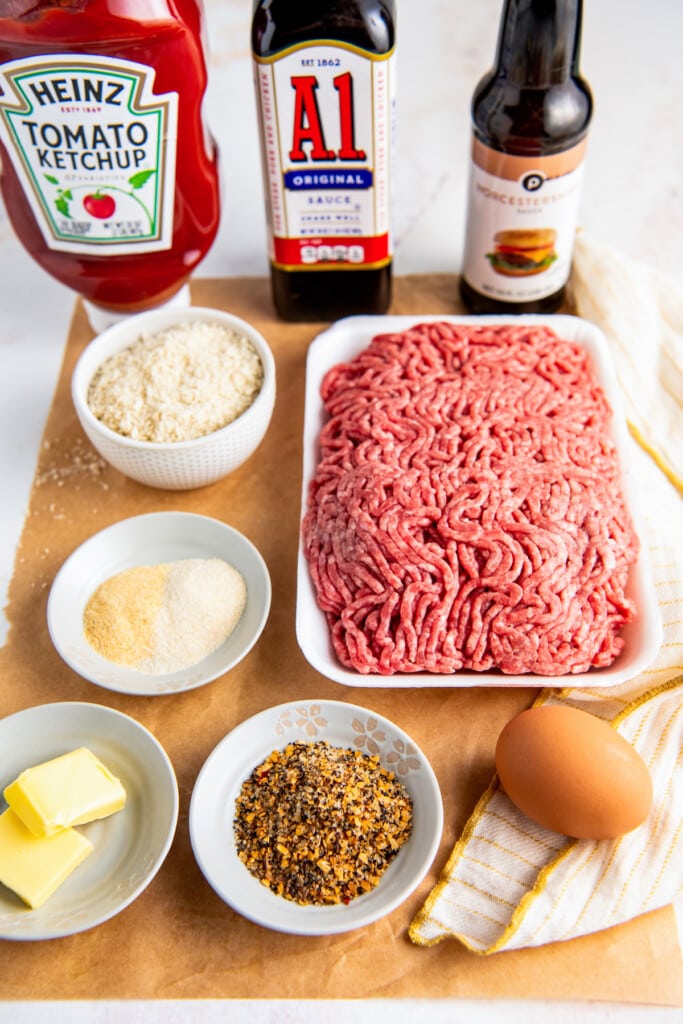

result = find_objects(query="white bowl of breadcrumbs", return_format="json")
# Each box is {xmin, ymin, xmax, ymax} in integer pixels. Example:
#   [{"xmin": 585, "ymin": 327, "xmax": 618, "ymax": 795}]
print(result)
[{"xmin": 72, "ymin": 307, "xmax": 276, "ymax": 490}]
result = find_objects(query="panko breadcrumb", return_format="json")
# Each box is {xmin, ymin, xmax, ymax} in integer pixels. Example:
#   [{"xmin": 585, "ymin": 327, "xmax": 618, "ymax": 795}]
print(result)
[{"xmin": 87, "ymin": 320, "xmax": 263, "ymax": 443}]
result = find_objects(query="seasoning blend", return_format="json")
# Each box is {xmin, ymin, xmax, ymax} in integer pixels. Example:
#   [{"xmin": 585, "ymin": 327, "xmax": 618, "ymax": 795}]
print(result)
[
  {"xmin": 459, "ymin": 0, "xmax": 592, "ymax": 314},
  {"xmin": 251, "ymin": 0, "xmax": 396, "ymax": 322},
  {"xmin": 0, "ymin": 1, "xmax": 220, "ymax": 329},
  {"xmin": 234, "ymin": 740, "xmax": 413, "ymax": 905}
]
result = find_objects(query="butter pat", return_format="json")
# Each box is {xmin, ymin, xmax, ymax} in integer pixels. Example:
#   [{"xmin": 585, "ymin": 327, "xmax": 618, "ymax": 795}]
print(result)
[
  {"xmin": 0, "ymin": 807, "xmax": 93, "ymax": 908},
  {"xmin": 4, "ymin": 747, "xmax": 126, "ymax": 837}
]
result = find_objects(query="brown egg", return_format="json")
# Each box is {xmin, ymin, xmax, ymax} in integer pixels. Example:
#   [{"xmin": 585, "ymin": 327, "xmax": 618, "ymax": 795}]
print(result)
[{"xmin": 495, "ymin": 704, "xmax": 653, "ymax": 839}]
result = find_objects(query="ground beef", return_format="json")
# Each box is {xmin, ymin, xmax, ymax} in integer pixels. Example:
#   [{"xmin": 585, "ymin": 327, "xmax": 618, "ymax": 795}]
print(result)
[{"xmin": 301, "ymin": 321, "xmax": 640, "ymax": 676}]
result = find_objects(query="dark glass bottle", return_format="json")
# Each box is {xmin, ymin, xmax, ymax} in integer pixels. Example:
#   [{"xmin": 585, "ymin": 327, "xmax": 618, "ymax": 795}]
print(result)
[
  {"xmin": 252, "ymin": 0, "xmax": 395, "ymax": 322},
  {"xmin": 460, "ymin": 0, "xmax": 592, "ymax": 314}
]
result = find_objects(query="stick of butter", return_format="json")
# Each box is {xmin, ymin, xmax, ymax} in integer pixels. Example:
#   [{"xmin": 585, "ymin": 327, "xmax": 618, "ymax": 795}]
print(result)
[
  {"xmin": 0, "ymin": 807, "xmax": 93, "ymax": 908},
  {"xmin": 3, "ymin": 747, "xmax": 126, "ymax": 837}
]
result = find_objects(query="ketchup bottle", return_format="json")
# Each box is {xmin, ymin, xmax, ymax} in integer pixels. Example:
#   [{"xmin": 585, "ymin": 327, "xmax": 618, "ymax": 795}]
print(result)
[
  {"xmin": 251, "ymin": 0, "xmax": 395, "ymax": 322},
  {"xmin": 460, "ymin": 0, "xmax": 592, "ymax": 315},
  {"xmin": 0, "ymin": 0, "xmax": 220, "ymax": 328}
]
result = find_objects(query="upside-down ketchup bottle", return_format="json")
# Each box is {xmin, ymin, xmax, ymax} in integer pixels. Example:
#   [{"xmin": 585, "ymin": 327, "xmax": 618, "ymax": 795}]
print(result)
[
  {"xmin": 460, "ymin": 0, "xmax": 592, "ymax": 315},
  {"xmin": 0, "ymin": 0, "xmax": 220, "ymax": 329},
  {"xmin": 251, "ymin": 0, "xmax": 395, "ymax": 322}
]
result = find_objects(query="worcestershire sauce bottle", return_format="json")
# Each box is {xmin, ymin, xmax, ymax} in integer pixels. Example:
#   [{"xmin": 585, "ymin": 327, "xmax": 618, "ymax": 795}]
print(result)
[
  {"xmin": 460, "ymin": 0, "xmax": 592, "ymax": 314},
  {"xmin": 252, "ymin": 0, "xmax": 395, "ymax": 321}
]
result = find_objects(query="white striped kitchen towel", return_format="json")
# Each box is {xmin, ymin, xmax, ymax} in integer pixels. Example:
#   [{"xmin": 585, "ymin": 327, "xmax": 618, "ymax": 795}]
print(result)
[
  {"xmin": 409, "ymin": 236, "xmax": 683, "ymax": 952},
  {"xmin": 571, "ymin": 231, "xmax": 683, "ymax": 495}
]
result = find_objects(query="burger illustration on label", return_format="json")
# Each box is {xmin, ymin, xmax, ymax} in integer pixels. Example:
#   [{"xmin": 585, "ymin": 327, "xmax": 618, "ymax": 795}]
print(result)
[{"xmin": 486, "ymin": 228, "xmax": 557, "ymax": 276}]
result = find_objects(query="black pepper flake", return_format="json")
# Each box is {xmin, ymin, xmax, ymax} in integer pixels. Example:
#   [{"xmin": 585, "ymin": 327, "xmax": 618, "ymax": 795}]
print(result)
[{"xmin": 233, "ymin": 740, "xmax": 413, "ymax": 906}]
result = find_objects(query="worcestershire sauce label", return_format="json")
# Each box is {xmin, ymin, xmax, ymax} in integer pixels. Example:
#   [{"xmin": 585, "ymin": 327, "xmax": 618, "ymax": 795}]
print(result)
[
  {"xmin": 254, "ymin": 41, "xmax": 395, "ymax": 271},
  {"xmin": 0, "ymin": 55, "xmax": 178, "ymax": 255},
  {"xmin": 462, "ymin": 138, "xmax": 588, "ymax": 303}
]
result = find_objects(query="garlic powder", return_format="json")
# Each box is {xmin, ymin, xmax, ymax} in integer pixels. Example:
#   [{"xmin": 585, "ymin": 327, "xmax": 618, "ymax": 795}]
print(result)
[
  {"xmin": 87, "ymin": 320, "xmax": 264, "ymax": 443},
  {"xmin": 83, "ymin": 557, "xmax": 247, "ymax": 674}
]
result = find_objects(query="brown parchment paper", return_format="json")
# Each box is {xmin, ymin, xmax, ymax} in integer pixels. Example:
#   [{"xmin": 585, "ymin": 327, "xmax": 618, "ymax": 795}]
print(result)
[{"xmin": 0, "ymin": 274, "xmax": 681, "ymax": 1005}]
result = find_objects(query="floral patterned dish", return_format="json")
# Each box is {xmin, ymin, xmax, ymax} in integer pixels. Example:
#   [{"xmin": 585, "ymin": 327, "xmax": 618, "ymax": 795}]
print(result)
[{"xmin": 189, "ymin": 699, "xmax": 443, "ymax": 936}]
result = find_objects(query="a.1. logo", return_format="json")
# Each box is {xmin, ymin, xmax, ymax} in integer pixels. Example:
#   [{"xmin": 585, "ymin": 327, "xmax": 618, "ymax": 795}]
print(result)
[{"xmin": 289, "ymin": 72, "xmax": 365, "ymax": 163}]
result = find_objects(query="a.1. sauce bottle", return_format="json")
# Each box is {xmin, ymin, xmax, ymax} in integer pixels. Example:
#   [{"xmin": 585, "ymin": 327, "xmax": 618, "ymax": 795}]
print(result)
[
  {"xmin": 251, "ymin": 0, "xmax": 395, "ymax": 322},
  {"xmin": 0, "ymin": 0, "xmax": 220, "ymax": 328},
  {"xmin": 460, "ymin": 0, "xmax": 592, "ymax": 315}
]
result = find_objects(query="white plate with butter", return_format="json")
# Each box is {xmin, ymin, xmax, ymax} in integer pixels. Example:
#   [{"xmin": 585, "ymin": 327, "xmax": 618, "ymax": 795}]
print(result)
[{"xmin": 0, "ymin": 701, "xmax": 178, "ymax": 940}]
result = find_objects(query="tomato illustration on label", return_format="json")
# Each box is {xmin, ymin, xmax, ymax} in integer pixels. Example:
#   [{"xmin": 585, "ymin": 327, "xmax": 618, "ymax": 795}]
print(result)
[
  {"xmin": 83, "ymin": 191, "xmax": 116, "ymax": 219},
  {"xmin": 44, "ymin": 170, "xmax": 157, "ymax": 230}
]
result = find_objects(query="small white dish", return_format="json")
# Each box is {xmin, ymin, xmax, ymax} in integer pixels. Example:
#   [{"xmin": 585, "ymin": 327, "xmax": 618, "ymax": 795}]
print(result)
[
  {"xmin": 47, "ymin": 512, "xmax": 271, "ymax": 696},
  {"xmin": 189, "ymin": 699, "xmax": 443, "ymax": 936},
  {"xmin": 0, "ymin": 701, "xmax": 178, "ymax": 941},
  {"xmin": 297, "ymin": 314, "xmax": 662, "ymax": 689},
  {"xmin": 71, "ymin": 305, "xmax": 276, "ymax": 490}
]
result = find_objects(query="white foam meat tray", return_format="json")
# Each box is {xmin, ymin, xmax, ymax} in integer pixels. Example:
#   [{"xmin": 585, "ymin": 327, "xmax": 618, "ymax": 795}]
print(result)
[{"xmin": 296, "ymin": 314, "xmax": 662, "ymax": 689}]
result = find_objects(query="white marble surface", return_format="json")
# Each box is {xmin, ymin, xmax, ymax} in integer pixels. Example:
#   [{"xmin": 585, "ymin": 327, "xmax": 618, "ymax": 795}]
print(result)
[
  {"xmin": 1, "ymin": 1001, "xmax": 683, "ymax": 1024},
  {"xmin": 1, "ymin": 0, "xmax": 682, "ymax": 1020}
]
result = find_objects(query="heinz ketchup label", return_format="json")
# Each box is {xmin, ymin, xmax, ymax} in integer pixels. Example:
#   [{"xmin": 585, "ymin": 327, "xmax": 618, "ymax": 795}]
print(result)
[
  {"xmin": 0, "ymin": 55, "xmax": 178, "ymax": 256},
  {"xmin": 254, "ymin": 42, "xmax": 395, "ymax": 271}
]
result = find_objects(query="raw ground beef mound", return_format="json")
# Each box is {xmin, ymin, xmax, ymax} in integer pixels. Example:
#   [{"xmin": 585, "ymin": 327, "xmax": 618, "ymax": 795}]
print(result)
[{"xmin": 301, "ymin": 321, "xmax": 640, "ymax": 676}]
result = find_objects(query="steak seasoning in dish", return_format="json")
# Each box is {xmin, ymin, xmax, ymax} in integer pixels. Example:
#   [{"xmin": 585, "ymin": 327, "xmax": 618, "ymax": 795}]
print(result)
[
  {"xmin": 0, "ymin": 0, "xmax": 220, "ymax": 326},
  {"xmin": 460, "ymin": 0, "xmax": 592, "ymax": 315},
  {"xmin": 251, "ymin": 0, "xmax": 395, "ymax": 322}
]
